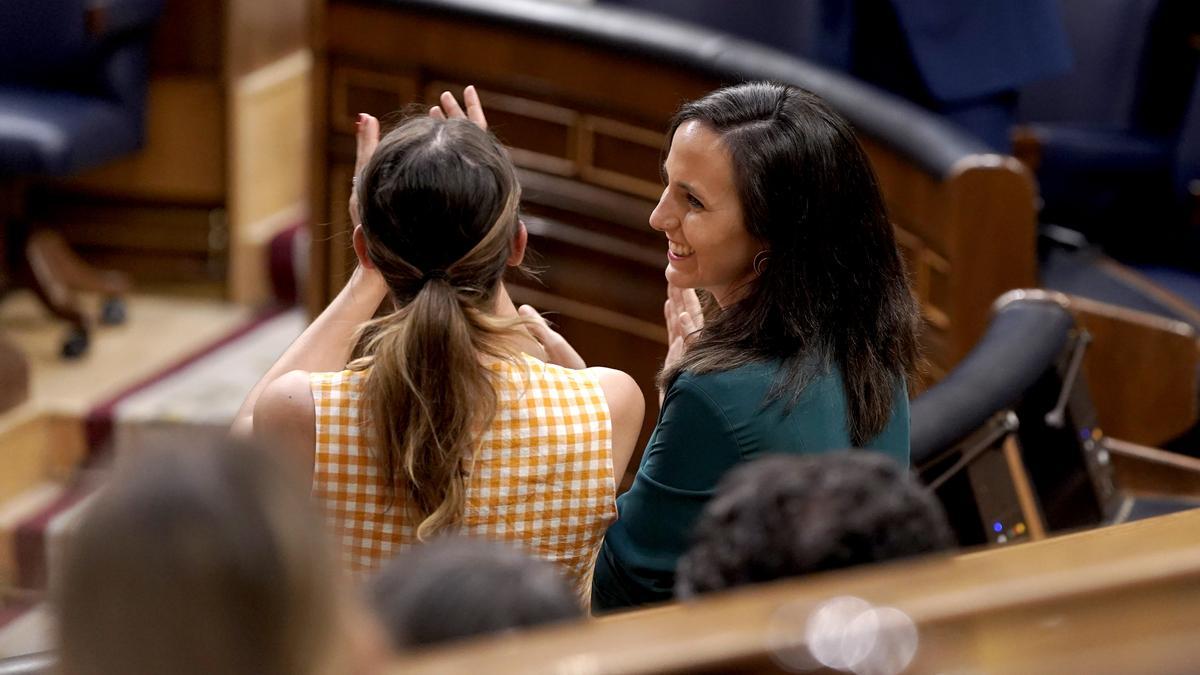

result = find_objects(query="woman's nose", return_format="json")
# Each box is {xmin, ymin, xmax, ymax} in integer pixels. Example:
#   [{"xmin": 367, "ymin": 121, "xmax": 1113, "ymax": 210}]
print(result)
[{"xmin": 649, "ymin": 189, "xmax": 674, "ymax": 232}]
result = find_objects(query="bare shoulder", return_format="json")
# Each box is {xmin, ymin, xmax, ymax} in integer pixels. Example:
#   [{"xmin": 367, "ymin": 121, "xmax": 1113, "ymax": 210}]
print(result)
[
  {"xmin": 587, "ymin": 367, "xmax": 645, "ymax": 480},
  {"xmin": 588, "ymin": 367, "xmax": 644, "ymax": 413},
  {"xmin": 253, "ymin": 370, "xmax": 317, "ymax": 481}
]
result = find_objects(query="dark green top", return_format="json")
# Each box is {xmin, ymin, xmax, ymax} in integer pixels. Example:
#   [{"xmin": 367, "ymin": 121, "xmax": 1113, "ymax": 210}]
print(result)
[{"xmin": 592, "ymin": 361, "xmax": 909, "ymax": 610}]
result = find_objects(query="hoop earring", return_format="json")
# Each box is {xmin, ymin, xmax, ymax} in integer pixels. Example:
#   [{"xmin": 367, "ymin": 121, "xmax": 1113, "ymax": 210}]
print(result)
[{"xmin": 753, "ymin": 250, "xmax": 770, "ymax": 276}]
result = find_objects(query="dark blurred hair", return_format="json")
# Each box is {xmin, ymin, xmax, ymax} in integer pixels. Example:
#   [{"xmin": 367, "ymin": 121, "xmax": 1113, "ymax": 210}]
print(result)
[
  {"xmin": 660, "ymin": 82, "xmax": 921, "ymax": 446},
  {"xmin": 366, "ymin": 537, "xmax": 581, "ymax": 649},
  {"xmin": 55, "ymin": 442, "xmax": 340, "ymax": 675},
  {"xmin": 676, "ymin": 452, "xmax": 953, "ymax": 597}
]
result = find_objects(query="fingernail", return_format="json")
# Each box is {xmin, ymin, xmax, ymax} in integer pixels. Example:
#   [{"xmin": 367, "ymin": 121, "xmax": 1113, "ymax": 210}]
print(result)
[{"xmin": 466, "ymin": 85, "xmax": 475, "ymax": 93}]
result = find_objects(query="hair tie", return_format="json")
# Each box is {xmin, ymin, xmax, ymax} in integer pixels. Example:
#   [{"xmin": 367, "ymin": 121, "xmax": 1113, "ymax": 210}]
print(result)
[{"xmin": 422, "ymin": 269, "xmax": 449, "ymax": 283}]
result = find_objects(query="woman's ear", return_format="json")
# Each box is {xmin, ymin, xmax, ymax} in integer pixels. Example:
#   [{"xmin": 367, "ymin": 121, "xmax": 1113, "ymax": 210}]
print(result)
[
  {"xmin": 507, "ymin": 219, "xmax": 528, "ymax": 267},
  {"xmin": 352, "ymin": 225, "xmax": 377, "ymax": 270}
]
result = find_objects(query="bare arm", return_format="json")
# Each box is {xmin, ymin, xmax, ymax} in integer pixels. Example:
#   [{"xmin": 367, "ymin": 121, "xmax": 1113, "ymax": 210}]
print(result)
[
  {"xmin": 252, "ymin": 370, "xmax": 317, "ymax": 483},
  {"xmin": 231, "ymin": 266, "xmax": 387, "ymax": 439},
  {"xmin": 593, "ymin": 367, "xmax": 646, "ymax": 484}
]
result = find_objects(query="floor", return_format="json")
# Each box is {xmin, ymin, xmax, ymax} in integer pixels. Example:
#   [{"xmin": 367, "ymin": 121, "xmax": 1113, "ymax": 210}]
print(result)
[
  {"xmin": 0, "ymin": 291, "xmax": 253, "ymax": 419},
  {"xmin": 0, "ymin": 290, "xmax": 253, "ymax": 660}
]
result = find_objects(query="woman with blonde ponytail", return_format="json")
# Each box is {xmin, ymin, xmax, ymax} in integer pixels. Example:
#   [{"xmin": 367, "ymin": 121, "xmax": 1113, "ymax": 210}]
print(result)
[{"xmin": 234, "ymin": 87, "xmax": 644, "ymax": 601}]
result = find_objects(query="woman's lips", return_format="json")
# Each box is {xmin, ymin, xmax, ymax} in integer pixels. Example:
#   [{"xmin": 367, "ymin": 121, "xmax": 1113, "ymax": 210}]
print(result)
[{"xmin": 668, "ymin": 241, "xmax": 694, "ymax": 260}]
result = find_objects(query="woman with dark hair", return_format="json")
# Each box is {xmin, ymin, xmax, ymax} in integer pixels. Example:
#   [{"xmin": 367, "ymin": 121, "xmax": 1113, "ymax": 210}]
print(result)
[
  {"xmin": 233, "ymin": 89, "xmax": 644, "ymax": 603},
  {"xmin": 586, "ymin": 81, "xmax": 921, "ymax": 609}
]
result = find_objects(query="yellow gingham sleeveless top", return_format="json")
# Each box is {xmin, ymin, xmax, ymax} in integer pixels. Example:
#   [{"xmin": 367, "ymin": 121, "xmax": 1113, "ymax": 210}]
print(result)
[{"xmin": 309, "ymin": 354, "xmax": 617, "ymax": 599}]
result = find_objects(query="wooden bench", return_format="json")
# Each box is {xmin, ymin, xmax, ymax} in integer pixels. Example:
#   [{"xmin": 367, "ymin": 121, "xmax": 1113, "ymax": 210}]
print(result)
[{"xmin": 391, "ymin": 508, "xmax": 1200, "ymax": 673}]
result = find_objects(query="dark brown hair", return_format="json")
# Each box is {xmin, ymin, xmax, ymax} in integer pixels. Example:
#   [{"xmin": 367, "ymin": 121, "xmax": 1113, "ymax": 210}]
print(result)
[
  {"xmin": 349, "ymin": 116, "xmax": 527, "ymax": 539},
  {"xmin": 660, "ymin": 82, "xmax": 920, "ymax": 445}
]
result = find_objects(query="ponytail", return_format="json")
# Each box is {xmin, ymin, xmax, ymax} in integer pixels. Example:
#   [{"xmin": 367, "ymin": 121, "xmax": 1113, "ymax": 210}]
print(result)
[{"xmin": 348, "ymin": 116, "xmax": 531, "ymax": 539}]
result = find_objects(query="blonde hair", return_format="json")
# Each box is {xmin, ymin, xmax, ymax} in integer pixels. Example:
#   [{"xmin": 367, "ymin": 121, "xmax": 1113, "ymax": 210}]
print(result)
[
  {"xmin": 55, "ymin": 443, "xmax": 342, "ymax": 675},
  {"xmin": 349, "ymin": 116, "xmax": 529, "ymax": 540}
]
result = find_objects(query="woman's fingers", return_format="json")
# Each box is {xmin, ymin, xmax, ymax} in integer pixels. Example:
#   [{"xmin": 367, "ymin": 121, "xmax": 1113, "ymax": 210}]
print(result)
[
  {"xmin": 519, "ymin": 304, "xmax": 552, "ymax": 337},
  {"xmin": 678, "ymin": 311, "xmax": 696, "ymax": 338},
  {"xmin": 664, "ymin": 298, "xmax": 678, "ymax": 341},
  {"xmin": 433, "ymin": 87, "xmax": 489, "ymax": 130},
  {"xmin": 462, "ymin": 85, "xmax": 488, "ymax": 129},
  {"xmin": 681, "ymin": 287, "xmax": 704, "ymax": 328},
  {"xmin": 354, "ymin": 114, "xmax": 380, "ymax": 176},
  {"xmin": 439, "ymin": 90, "xmax": 466, "ymax": 119},
  {"xmin": 664, "ymin": 335, "xmax": 685, "ymax": 372},
  {"xmin": 350, "ymin": 114, "xmax": 380, "ymax": 227},
  {"xmin": 518, "ymin": 305, "xmax": 586, "ymax": 369}
]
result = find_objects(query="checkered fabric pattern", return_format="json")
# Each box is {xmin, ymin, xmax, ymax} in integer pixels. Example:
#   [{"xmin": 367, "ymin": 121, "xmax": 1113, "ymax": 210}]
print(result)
[{"xmin": 310, "ymin": 354, "xmax": 617, "ymax": 599}]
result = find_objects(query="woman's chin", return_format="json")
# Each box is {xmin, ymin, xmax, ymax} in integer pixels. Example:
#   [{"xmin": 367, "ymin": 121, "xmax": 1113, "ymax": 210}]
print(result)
[{"xmin": 663, "ymin": 266, "xmax": 692, "ymax": 288}]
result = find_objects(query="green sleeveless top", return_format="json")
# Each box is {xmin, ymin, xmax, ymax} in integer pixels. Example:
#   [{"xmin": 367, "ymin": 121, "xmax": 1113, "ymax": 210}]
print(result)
[{"xmin": 592, "ymin": 361, "xmax": 909, "ymax": 610}]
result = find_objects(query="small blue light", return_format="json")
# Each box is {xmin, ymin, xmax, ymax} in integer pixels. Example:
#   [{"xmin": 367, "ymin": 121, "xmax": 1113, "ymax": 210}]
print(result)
[
  {"xmin": 993, "ymin": 522, "xmax": 1003, "ymax": 533},
  {"xmin": 1080, "ymin": 428, "xmax": 1091, "ymax": 440}
]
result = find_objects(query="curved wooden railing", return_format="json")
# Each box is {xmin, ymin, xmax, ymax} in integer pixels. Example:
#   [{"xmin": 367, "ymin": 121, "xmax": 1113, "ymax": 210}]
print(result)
[{"xmin": 389, "ymin": 509, "xmax": 1200, "ymax": 674}]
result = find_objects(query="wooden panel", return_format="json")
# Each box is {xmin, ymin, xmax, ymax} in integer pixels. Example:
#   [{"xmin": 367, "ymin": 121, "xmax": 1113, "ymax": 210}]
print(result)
[
  {"xmin": 332, "ymin": 66, "xmax": 419, "ymax": 134},
  {"xmin": 395, "ymin": 510, "xmax": 1200, "ymax": 674},
  {"xmin": 326, "ymin": 162, "xmax": 357, "ymax": 293},
  {"xmin": 71, "ymin": 249, "xmax": 221, "ymax": 286},
  {"xmin": 862, "ymin": 137, "xmax": 953, "ymax": 257},
  {"xmin": 39, "ymin": 200, "xmax": 222, "ymax": 286},
  {"xmin": 1064, "ymin": 295, "xmax": 1199, "ymax": 446},
  {"xmin": 1107, "ymin": 437, "xmax": 1200, "ymax": 499},
  {"xmin": 579, "ymin": 116, "xmax": 664, "ymax": 200},
  {"xmin": 150, "ymin": 0, "xmax": 223, "ymax": 76},
  {"xmin": 325, "ymin": 3, "xmax": 718, "ymax": 126},
  {"xmin": 0, "ymin": 411, "xmax": 84, "ymax": 505},
  {"xmin": 227, "ymin": 50, "xmax": 313, "ymax": 304},
  {"xmin": 224, "ymin": 0, "xmax": 310, "ymax": 77},
  {"xmin": 40, "ymin": 202, "xmax": 214, "ymax": 254},
  {"xmin": 428, "ymin": 83, "xmax": 580, "ymax": 177},
  {"xmin": 944, "ymin": 157, "xmax": 1039, "ymax": 363},
  {"xmin": 59, "ymin": 78, "xmax": 225, "ymax": 203}
]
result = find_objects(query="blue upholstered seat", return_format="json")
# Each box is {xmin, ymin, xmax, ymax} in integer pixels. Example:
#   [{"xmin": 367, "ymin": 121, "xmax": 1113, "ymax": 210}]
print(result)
[
  {"xmin": 1017, "ymin": 0, "xmax": 1200, "ymax": 259},
  {"xmin": 0, "ymin": 0, "xmax": 163, "ymax": 357},
  {"xmin": 0, "ymin": 87, "xmax": 141, "ymax": 176}
]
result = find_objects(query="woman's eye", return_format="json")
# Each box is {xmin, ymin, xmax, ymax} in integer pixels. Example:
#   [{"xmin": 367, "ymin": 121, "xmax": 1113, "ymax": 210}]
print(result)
[{"xmin": 686, "ymin": 194, "xmax": 704, "ymax": 209}]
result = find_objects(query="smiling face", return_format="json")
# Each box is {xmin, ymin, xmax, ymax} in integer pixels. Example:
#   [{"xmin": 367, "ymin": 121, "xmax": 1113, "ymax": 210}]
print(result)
[{"xmin": 650, "ymin": 120, "xmax": 759, "ymax": 307}]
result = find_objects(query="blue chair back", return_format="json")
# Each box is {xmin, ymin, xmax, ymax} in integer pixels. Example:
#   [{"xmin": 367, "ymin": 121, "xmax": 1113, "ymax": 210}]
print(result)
[
  {"xmin": 0, "ymin": 0, "xmax": 91, "ymax": 83},
  {"xmin": 1017, "ymin": 0, "xmax": 1160, "ymax": 128}
]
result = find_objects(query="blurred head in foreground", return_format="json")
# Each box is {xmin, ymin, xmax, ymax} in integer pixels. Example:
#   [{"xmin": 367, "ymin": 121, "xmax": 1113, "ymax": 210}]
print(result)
[
  {"xmin": 367, "ymin": 536, "xmax": 581, "ymax": 649},
  {"xmin": 676, "ymin": 451, "xmax": 954, "ymax": 597},
  {"xmin": 55, "ymin": 441, "xmax": 387, "ymax": 675}
]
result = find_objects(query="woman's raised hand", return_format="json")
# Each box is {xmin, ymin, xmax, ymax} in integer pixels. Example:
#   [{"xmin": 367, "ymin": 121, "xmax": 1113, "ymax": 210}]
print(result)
[
  {"xmin": 429, "ymin": 85, "xmax": 489, "ymax": 130},
  {"xmin": 664, "ymin": 283, "xmax": 704, "ymax": 371},
  {"xmin": 518, "ymin": 305, "xmax": 587, "ymax": 369},
  {"xmin": 349, "ymin": 113, "xmax": 380, "ymax": 229}
]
